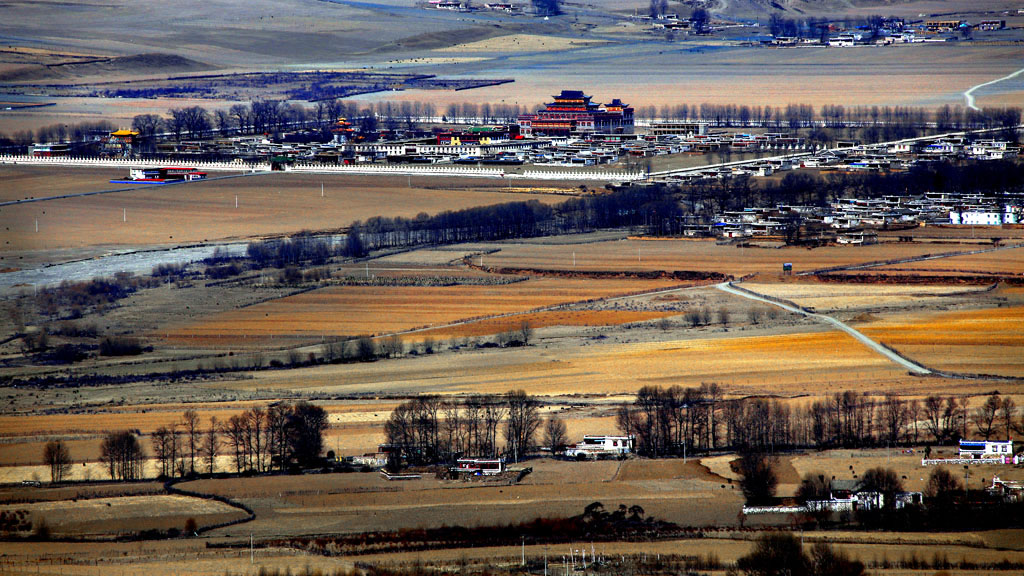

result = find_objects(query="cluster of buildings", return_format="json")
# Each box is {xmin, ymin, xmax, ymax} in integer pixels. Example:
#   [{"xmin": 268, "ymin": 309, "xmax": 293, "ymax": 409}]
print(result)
[
  {"xmin": 712, "ymin": 190, "xmax": 1023, "ymax": 241},
  {"xmin": 766, "ymin": 17, "xmax": 1010, "ymax": 48}
]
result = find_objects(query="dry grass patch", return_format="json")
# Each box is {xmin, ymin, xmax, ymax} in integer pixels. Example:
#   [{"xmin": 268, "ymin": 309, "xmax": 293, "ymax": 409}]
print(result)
[
  {"xmin": 407, "ymin": 309, "xmax": 679, "ymax": 341},
  {"xmin": 162, "ymin": 277, "xmax": 680, "ymax": 344},
  {"xmin": 0, "ymin": 171, "xmax": 564, "ymax": 251},
  {"xmin": 485, "ymin": 239, "xmax": 965, "ymax": 278},
  {"xmin": 744, "ymin": 281, "xmax": 987, "ymax": 312},
  {"xmin": 860, "ymin": 306, "xmax": 1024, "ymax": 377},
  {"xmin": 0, "ymin": 494, "xmax": 245, "ymax": 536}
]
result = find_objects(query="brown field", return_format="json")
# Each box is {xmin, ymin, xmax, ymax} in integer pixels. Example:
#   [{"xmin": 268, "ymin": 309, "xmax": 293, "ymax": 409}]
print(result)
[
  {"xmin": 237, "ymin": 327, "xmax": 924, "ymax": 398},
  {"xmin": 480, "ymin": 238, "xmax": 970, "ymax": 278},
  {"xmin": 0, "ymin": 170, "xmax": 569, "ymax": 252},
  {"xmin": 860, "ymin": 306, "xmax": 1024, "ymax": 377},
  {"xmin": 407, "ymin": 309, "xmax": 679, "ymax": 340},
  {"xmin": 743, "ymin": 281, "xmax": 992, "ymax": 312},
  {"xmin": 176, "ymin": 458, "xmax": 744, "ymax": 538},
  {"xmin": 0, "ymin": 494, "xmax": 246, "ymax": 536},
  {"xmin": 162, "ymin": 277, "xmax": 683, "ymax": 344},
  {"xmin": 874, "ymin": 246, "xmax": 1024, "ymax": 277},
  {"xmin": 0, "ymin": 165, "xmax": 136, "ymax": 202}
]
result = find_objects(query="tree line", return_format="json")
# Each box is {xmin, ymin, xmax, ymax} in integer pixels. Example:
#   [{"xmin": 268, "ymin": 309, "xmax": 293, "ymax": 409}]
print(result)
[
  {"xmin": 617, "ymin": 386, "xmax": 1022, "ymax": 455},
  {"xmin": 45, "ymin": 402, "xmax": 329, "ymax": 483},
  {"xmin": 384, "ymin": 390, "xmax": 560, "ymax": 467}
]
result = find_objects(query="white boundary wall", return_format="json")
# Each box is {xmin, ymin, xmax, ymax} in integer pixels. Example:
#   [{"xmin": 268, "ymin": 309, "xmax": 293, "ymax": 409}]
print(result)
[
  {"xmin": 0, "ymin": 155, "xmax": 644, "ymax": 182},
  {"xmin": 0, "ymin": 155, "xmax": 268, "ymax": 172}
]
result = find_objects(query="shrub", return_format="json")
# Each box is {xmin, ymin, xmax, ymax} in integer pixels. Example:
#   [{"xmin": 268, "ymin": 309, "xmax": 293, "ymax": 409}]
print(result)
[{"xmin": 99, "ymin": 336, "xmax": 143, "ymax": 356}]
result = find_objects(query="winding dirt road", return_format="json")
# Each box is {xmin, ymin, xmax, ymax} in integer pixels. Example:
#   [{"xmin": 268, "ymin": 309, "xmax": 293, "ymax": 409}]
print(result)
[{"xmin": 715, "ymin": 281, "xmax": 932, "ymax": 375}]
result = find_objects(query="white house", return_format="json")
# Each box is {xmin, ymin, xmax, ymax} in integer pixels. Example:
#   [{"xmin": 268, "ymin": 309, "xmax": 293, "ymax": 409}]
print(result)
[
  {"xmin": 949, "ymin": 207, "xmax": 1020, "ymax": 225},
  {"xmin": 959, "ymin": 439, "xmax": 1013, "ymax": 459},
  {"xmin": 565, "ymin": 435, "xmax": 634, "ymax": 458}
]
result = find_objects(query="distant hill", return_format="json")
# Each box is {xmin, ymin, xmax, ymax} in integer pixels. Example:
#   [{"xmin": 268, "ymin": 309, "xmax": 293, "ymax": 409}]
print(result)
[{"xmin": 0, "ymin": 53, "xmax": 211, "ymax": 83}]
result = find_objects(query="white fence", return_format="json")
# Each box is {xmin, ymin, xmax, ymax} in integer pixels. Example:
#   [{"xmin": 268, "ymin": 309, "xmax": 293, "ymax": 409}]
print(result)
[
  {"xmin": 0, "ymin": 155, "xmax": 645, "ymax": 181},
  {"xmin": 289, "ymin": 162, "xmax": 505, "ymax": 178},
  {"xmin": 0, "ymin": 155, "xmax": 268, "ymax": 172},
  {"xmin": 922, "ymin": 456, "xmax": 1020, "ymax": 466}
]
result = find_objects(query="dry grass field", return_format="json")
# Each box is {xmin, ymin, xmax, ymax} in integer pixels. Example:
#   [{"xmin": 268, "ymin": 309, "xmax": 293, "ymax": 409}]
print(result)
[
  {"xmin": 0, "ymin": 170, "xmax": 569, "ymax": 252},
  {"xmin": 874, "ymin": 246, "xmax": 1024, "ymax": 277},
  {"xmin": 479, "ymin": 238, "xmax": 967, "ymax": 278},
  {"xmin": 161, "ymin": 276, "xmax": 683, "ymax": 344},
  {"xmin": 743, "ymin": 281, "xmax": 993, "ymax": 313},
  {"xmin": 175, "ymin": 458, "xmax": 743, "ymax": 538},
  {"xmin": 859, "ymin": 306, "xmax": 1024, "ymax": 377},
  {"xmin": 0, "ymin": 494, "xmax": 246, "ymax": 537},
  {"xmin": 235, "ymin": 327, "xmax": 922, "ymax": 399}
]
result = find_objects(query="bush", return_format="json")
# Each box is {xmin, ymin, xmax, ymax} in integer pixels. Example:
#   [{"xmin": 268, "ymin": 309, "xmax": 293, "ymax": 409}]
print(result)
[
  {"xmin": 99, "ymin": 336, "xmax": 143, "ymax": 356},
  {"xmin": 737, "ymin": 451, "xmax": 778, "ymax": 506}
]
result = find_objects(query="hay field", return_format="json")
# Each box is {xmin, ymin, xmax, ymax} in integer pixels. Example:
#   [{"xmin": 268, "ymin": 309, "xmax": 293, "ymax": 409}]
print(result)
[
  {"xmin": 743, "ymin": 281, "xmax": 989, "ymax": 312},
  {"xmin": 481, "ymin": 238, "xmax": 959, "ymax": 278},
  {"xmin": 241, "ymin": 327, "xmax": 919, "ymax": 398},
  {"xmin": 0, "ymin": 494, "xmax": 246, "ymax": 536},
  {"xmin": 0, "ymin": 170, "xmax": 566, "ymax": 251},
  {"xmin": 162, "ymin": 276, "xmax": 681, "ymax": 344},
  {"xmin": 859, "ymin": 306, "xmax": 1024, "ymax": 377}
]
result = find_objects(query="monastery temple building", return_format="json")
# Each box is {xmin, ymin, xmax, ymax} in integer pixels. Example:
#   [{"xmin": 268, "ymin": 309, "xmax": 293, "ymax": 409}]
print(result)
[{"xmin": 518, "ymin": 90, "xmax": 634, "ymax": 137}]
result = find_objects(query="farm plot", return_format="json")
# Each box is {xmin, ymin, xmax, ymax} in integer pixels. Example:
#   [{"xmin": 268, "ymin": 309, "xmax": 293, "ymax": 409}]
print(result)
[
  {"xmin": 743, "ymin": 281, "xmax": 989, "ymax": 313},
  {"xmin": 0, "ymin": 494, "xmax": 246, "ymax": 537},
  {"xmin": 0, "ymin": 171, "xmax": 564, "ymax": 251},
  {"xmin": 873, "ymin": 246, "xmax": 1024, "ymax": 277},
  {"xmin": 859, "ymin": 306, "xmax": 1024, "ymax": 377},
  {"xmin": 243, "ymin": 327, "xmax": 919, "ymax": 398},
  {"xmin": 181, "ymin": 459, "xmax": 742, "ymax": 538},
  {"xmin": 481, "ymin": 239, "xmax": 964, "ymax": 278},
  {"xmin": 162, "ymin": 276, "xmax": 682, "ymax": 345},
  {"xmin": 0, "ymin": 165, "xmax": 130, "ymax": 203}
]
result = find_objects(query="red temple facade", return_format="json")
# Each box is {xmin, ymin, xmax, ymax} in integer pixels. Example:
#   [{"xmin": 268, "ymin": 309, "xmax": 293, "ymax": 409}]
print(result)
[{"xmin": 517, "ymin": 90, "xmax": 634, "ymax": 137}]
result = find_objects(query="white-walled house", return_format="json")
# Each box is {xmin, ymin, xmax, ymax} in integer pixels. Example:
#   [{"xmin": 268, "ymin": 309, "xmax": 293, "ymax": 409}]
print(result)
[{"xmin": 565, "ymin": 435, "xmax": 634, "ymax": 458}]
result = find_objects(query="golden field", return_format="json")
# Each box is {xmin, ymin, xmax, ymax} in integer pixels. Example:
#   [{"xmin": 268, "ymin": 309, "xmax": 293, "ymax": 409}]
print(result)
[
  {"xmin": 860, "ymin": 306, "xmax": 1024, "ymax": 377},
  {"xmin": 161, "ymin": 276, "xmax": 683, "ymax": 344}
]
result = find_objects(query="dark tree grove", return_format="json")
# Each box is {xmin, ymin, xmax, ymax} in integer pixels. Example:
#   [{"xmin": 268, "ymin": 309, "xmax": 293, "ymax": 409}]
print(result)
[{"xmin": 384, "ymin": 391, "xmax": 541, "ymax": 467}]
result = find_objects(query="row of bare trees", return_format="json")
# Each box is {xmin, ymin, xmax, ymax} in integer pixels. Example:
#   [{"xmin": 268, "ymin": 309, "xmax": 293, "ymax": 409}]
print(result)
[
  {"xmin": 152, "ymin": 402, "xmax": 329, "ymax": 478},
  {"xmin": 384, "ymin": 390, "xmax": 544, "ymax": 466},
  {"xmin": 617, "ymin": 387, "xmax": 1023, "ymax": 454}
]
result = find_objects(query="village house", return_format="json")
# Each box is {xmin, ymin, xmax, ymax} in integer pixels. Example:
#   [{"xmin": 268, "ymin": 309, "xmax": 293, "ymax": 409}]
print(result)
[{"xmin": 564, "ymin": 435, "xmax": 634, "ymax": 459}]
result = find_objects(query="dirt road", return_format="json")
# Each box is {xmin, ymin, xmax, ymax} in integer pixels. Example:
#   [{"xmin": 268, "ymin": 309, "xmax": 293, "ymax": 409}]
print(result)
[{"xmin": 715, "ymin": 281, "xmax": 931, "ymax": 375}]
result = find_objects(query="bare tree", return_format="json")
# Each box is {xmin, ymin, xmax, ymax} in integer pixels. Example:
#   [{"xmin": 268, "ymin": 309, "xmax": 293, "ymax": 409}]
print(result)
[
  {"xmin": 202, "ymin": 416, "xmax": 220, "ymax": 474},
  {"xmin": 182, "ymin": 409, "xmax": 200, "ymax": 475},
  {"xmin": 43, "ymin": 440, "xmax": 71, "ymax": 483},
  {"xmin": 972, "ymin": 394, "xmax": 1001, "ymax": 440},
  {"xmin": 542, "ymin": 417, "xmax": 568, "ymax": 455},
  {"xmin": 998, "ymin": 396, "xmax": 1016, "ymax": 440},
  {"xmin": 504, "ymin": 390, "xmax": 540, "ymax": 462},
  {"xmin": 99, "ymin": 431, "xmax": 146, "ymax": 481}
]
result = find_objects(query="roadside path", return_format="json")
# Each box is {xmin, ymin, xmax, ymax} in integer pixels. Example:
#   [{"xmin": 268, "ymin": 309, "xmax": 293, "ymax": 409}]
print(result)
[
  {"xmin": 714, "ymin": 281, "xmax": 931, "ymax": 374},
  {"xmin": 964, "ymin": 66, "xmax": 1024, "ymax": 111}
]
